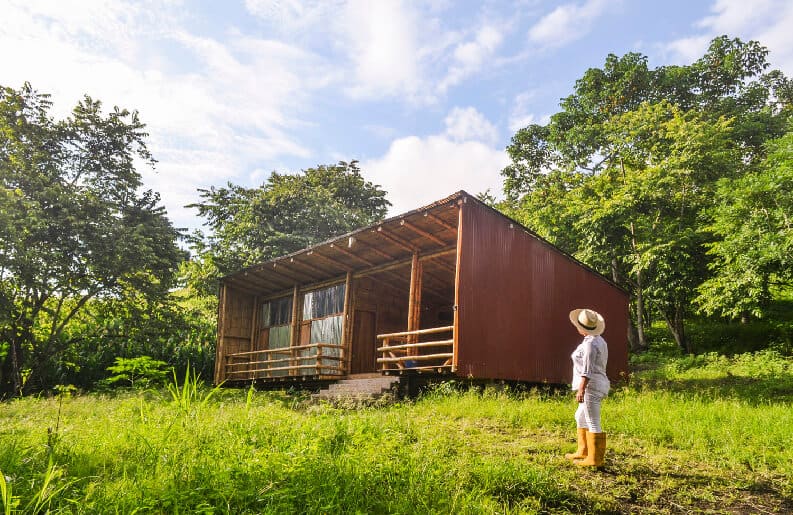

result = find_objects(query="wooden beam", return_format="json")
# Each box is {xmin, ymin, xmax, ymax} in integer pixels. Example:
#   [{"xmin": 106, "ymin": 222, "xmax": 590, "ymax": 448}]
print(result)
[
  {"xmin": 352, "ymin": 245, "xmax": 455, "ymax": 280},
  {"xmin": 307, "ymin": 249, "xmax": 351, "ymax": 271},
  {"xmin": 330, "ymin": 242, "xmax": 376, "ymax": 267},
  {"xmin": 356, "ymin": 239, "xmax": 395, "ymax": 260},
  {"xmin": 286, "ymin": 257, "xmax": 327, "ymax": 280},
  {"xmin": 271, "ymin": 262, "xmax": 309, "ymax": 284},
  {"xmin": 424, "ymin": 211, "xmax": 456, "ymax": 232},
  {"xmin": 373, "ymin": 226, "xmax": 416, "ymax": 252},
  {"xmin": 401, "ymin": 219, "xmax": 447, "ymax": 246}
]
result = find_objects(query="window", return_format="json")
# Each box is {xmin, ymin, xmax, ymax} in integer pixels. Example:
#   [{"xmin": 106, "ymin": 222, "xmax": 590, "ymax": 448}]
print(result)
[
  {"xmin": 261, "ymin": 296, "xmax": 292, "ymax": 327},
  {"xmin": 302, "ymin": 283, "xmax": 345, "ymax": 320}
]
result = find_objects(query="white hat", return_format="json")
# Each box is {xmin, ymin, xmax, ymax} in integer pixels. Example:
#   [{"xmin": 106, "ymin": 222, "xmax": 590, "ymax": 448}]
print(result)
[{"xmin": 569, "ymin": 308, "xmax": 605, "ymax": 336}]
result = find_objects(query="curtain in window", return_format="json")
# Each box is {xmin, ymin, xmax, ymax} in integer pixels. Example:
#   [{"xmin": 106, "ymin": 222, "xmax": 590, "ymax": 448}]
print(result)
[{"xmin": 302, "ymin": 283, "xmax": 345, "ymax": 320}]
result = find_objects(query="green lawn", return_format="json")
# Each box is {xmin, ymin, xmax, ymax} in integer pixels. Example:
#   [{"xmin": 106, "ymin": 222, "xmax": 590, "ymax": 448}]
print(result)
[{"xmin": 1, "ymin": 351, "xmax": 792, "ymax": 514}]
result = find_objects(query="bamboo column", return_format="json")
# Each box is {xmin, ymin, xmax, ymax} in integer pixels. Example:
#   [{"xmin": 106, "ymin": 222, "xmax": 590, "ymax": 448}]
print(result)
[
  {"xmin": 213, "ymin": 283, "xmax": 228, "ymax": 384},
  {"xmin": 289, "ymin": 285, "xmax": 300, "ymax": 377},
  {"xmin": 340, "ymin": 271, "xmax": 353, "ymax": 375},
  {"xmin": 407, "ymin": 252, "xmax": 422, "ymax": 353}
]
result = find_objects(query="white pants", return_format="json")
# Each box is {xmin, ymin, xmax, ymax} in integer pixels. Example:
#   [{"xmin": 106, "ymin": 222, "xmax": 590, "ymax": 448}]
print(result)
[{"xmin": 575, "ymin": 389, "xmax": 606, "ymax": 433}]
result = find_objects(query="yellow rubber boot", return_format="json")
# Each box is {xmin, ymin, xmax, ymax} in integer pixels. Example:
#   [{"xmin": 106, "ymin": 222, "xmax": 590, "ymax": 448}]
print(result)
[
  {"xmin": 564, "ymin": 428, "xmax": 588, "ymax": 460},
  {"xmin": 575, "ymin": 432, "xmax": 606, "ymax": 467}
]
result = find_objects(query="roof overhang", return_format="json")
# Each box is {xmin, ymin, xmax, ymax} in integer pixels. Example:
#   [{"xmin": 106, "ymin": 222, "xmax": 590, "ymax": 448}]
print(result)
[{"xmin": 220, "ymin": 191, "xmax": 468, "ymax": 298}]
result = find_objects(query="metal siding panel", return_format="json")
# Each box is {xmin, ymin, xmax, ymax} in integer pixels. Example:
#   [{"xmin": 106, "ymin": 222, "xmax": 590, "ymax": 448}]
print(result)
[{"xmin": 457, "ymin": 201, "xmax": 629, "ymax": 384}]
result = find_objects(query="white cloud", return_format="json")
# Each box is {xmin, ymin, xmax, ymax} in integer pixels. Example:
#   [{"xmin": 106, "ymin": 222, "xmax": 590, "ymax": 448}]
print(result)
[
  {"xmin": 438, "ymin": 25, "xmax": 504, "ymax": 93},
  {"xmin": 0, "ymin": 0, "xmax": 330, "ymax": 230},
  {"xmin": 362, "ymin": 108, "xmax": 509, "ymax": 216},
  {"xmin": 663, "ymin": 0, "xmax": 793, "ymax": 74},
  {"xmin": 528, "ymin": 0, "xmax": 610, "ymax": 48},
  {"xmin": 338, "ymin": 0, "xmax": 425, "ymax": 100},
  {"xmin": 507, "ymin": 91, "xmax": 552, "ymax": 132},
  {"xmin": 443, "ymin": 107, "xmax": 499, "ymax": 146},
  {"xmin": 246, "ymin": 0, "xmax": 507, "ymax": 103}
]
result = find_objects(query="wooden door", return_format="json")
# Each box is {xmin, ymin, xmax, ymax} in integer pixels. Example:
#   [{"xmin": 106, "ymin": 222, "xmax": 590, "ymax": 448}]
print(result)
[{"xmin": 350, "ymin": 310, "xmax": 377, "ymax": 374}]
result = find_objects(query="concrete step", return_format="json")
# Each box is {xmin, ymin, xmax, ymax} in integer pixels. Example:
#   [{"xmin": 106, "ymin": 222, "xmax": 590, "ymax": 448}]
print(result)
[{"xmin": 313, "ymin": 376, "xmax": 401, "ymax": 402}]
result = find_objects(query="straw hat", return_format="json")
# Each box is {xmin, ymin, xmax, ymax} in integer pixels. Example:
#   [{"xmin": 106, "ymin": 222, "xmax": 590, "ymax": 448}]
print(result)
[{"xmin": 569, "ymin": 308, "xmax": 605, "ymax": 336}]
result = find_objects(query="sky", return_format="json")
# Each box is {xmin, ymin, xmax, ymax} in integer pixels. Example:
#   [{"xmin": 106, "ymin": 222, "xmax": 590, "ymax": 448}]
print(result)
[{"xmin": 3, "ymin": 0, "xmax": 793, "ymax": 234}]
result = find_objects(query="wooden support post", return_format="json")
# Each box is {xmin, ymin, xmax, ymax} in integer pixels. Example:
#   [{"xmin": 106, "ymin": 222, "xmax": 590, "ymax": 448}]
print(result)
[
  {"xmin": 341, "ymin": 271, "xmax": 353, "ymax": 375},
  {"xmin": 248, "ymin": 296, "xmax": 259, "ymax": 380},
  {"xmin": 214, "ymin": 283, "xmax": 228, "ymax": 384},
  {"xmin": 407, "ymin": 252, "xmax": 422, "ymax": 353},
  {"xmin": 289, "ymin": 285, "xmax": 300, "ymax": 378},
  {"xmin": 453, "ymin": 201, "xmax": 463, "ymax": 372}
]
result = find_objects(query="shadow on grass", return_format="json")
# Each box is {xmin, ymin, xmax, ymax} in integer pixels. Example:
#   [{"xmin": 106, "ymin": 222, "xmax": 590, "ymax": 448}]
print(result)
[{"xmin": 629, "ymin": 375, "xmax": 793, "ymax": 404}]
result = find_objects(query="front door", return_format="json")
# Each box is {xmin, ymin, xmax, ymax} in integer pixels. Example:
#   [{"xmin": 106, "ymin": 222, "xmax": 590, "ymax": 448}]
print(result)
[{"xmin": 350, "ymin": 310, "xmax": 377, "ymax": 374}]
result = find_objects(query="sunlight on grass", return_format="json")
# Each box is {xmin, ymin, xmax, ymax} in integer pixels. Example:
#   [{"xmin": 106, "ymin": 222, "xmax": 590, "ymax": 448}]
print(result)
[{"xmin": 1, "ymin": 351, "xmax": 792, "ymax": 513}]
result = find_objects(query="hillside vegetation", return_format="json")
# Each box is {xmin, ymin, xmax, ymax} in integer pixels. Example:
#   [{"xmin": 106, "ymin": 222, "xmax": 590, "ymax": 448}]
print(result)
[{"xmin": 1, "ymin": 350, "xmax": 791, "ymax": 514}]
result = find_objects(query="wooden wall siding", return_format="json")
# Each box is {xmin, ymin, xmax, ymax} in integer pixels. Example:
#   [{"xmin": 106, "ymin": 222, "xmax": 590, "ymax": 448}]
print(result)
[
  {"xmin": 455, "ymin": 199, "xmax": 629, "ymax": 384},
  {"xmin": 215, "ymin": 285, "xmax": 255, "ymax": 383}
]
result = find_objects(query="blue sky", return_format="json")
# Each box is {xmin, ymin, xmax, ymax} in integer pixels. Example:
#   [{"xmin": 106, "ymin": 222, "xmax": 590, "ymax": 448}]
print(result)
[{"xmin": 3, "ymin": 0, "xmax": 793, "ymax": 232}]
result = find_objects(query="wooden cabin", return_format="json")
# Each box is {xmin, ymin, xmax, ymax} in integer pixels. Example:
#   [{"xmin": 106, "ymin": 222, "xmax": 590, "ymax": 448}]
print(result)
[{"xmin": 214, "ymin": 191, "xmax": 629, "ymax": 386}]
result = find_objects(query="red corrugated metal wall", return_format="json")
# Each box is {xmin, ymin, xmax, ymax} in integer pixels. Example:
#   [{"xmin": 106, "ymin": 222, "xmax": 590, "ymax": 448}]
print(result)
[{"xmin": 455, "ymin": 200, "xmax": 629, "ymax": 385}]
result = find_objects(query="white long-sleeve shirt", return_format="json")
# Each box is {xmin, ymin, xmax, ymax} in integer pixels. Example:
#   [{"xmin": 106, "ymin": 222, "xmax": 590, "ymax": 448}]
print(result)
[{"xmin": 571, "ymin": 335, "xmax": 610, "ymax": 395}]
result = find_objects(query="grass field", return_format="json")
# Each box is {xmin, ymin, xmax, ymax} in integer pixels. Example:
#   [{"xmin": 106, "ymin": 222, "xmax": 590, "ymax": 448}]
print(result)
[{"xmin": 1, "ymin": 349, "xmax": 792, "ymax": 514}]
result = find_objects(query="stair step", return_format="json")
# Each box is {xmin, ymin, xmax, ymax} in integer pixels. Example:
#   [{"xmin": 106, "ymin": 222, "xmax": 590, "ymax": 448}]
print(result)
[{"xmin": 313, "ymin": 376, "xmax": 401, "ymax": 403}]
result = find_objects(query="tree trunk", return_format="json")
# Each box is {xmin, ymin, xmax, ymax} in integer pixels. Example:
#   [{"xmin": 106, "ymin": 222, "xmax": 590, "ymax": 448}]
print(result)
[
  {"xmin": 0, "ymin": 331, "xmax": 24, "ymax": 397},
  {"xmin": 662, "ymin": 305, "xmax": 689, "ymax": 353},
  {"xmin": 634, "ymin": 269, "xmax": 647, "ymax": 349}
]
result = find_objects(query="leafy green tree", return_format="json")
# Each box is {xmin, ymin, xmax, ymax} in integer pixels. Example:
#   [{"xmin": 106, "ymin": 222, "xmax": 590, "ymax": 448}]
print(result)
[
  {"xmin": 500, "ymin": 36, "xmax": 790, "ymax": 352},
  {"xmin": 187, "ymin": 161, "xmax": 390, "ymax": 294},
  {"xmin": 0, "ymin": 84, "xmax": 183, "ymax": 395},
  {"xmin": 697, "ymin": 129, "xmax": 793, "ymax": 320}
]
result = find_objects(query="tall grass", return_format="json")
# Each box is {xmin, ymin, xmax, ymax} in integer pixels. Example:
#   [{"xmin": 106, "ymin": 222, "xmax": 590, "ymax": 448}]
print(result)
[{"xmin": 1, "ymin": 351, "xmax": 791, "ymax": 513}]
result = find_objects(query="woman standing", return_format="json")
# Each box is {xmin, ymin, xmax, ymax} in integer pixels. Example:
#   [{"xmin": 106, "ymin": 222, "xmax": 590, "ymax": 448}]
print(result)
[{"xmin": 565, "ymin": 308, "xmax": 609, "ymax": 467}]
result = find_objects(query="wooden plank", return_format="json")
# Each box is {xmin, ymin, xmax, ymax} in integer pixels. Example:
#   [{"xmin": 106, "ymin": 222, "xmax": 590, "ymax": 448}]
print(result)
[
  {"xmin": 377, "ymin": 352, "xmax": 453, "ymax": 363},
  {"xmin": 227, "ymin": 364, "xmax": 345, "ymax": 375},
  {"xmin": 227, "ymin": 343, "xmax": 344, "ymax": 357},
  {"xmin": 376, "ymin": 339, "xmax": 454, "ymax": 352},
  {"xmin": 227, "ymin": 354, "xmax": 342, "ymax": 368},
  {"xmin": 377, "ymin": 326, "xmax": 454, "ymax": 339}
]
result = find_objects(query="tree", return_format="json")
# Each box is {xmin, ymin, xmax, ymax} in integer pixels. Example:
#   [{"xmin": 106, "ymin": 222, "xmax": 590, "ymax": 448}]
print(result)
[
  {"xmin": 697, "ymin": 129, "xmax": 793, "ymax": 320},
  {"xmin": 187, "ymin": 161, "xmax": 390, "ymax": 294},
  {"xmin": 499, "ymin": 36, "xmax": 791, "ymax": 352},
  {"xmin": 0, "ymin": 84, "xmax": 183, "ymax": 395}
]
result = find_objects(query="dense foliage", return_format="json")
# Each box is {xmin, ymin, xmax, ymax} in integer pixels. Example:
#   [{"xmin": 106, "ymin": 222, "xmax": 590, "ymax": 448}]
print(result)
[
  {"xmin": 0, "ymin": 84, "xmax": 186, "ymax": 395},
  {"xmin": 500, "ymin": 36, "xmax": 793, "ymax": 352},
  {"xmin": 185, "ymin": 161, "xmax": 390, "ymax": 295}
]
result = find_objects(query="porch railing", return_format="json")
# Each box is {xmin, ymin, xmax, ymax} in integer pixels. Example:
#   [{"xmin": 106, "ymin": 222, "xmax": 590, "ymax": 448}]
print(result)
[
  {"xmin": 376, "ymin": 325, "xmax": 454, "ymax": 373},
  {"xmin": 224, "ymin": 343, "xmax": 344, "ymax": 380}
]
